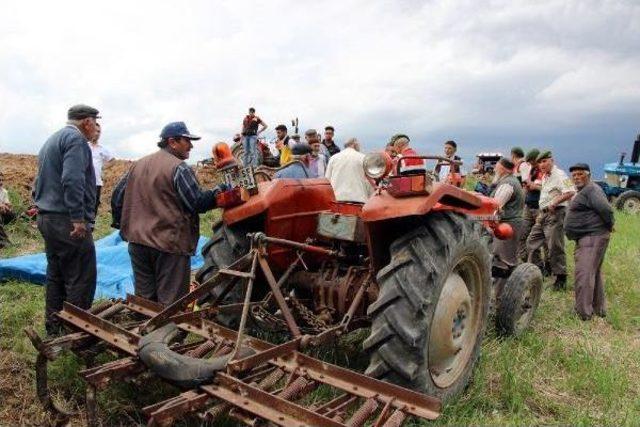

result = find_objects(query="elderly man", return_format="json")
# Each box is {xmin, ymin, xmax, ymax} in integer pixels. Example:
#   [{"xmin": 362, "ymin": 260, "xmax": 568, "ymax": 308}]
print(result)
[
  {"xmin": 88, "ymin": 122, "xmax": 114, "ymax": 217},
  {"xmin": 325, "ymin": 138, "xmax": 373, "ymax": 203},
  {"xmin": 114, "ymin": 122, "xmax": 227, "ymax": 306},
  {"xmin": 490, "ymin": 158, "xmax": 525, "ymax": 295},
  {"xmin": 392, "ymin": 134, "xmax": 426, "ymax": 174},
  {"xmin": 273, "ymin": 143, "xmax": 313, "ymax": 179},
  {"xmin": 526, "ymin": 151, "xmax": 576, "ymax": 290},
  {"xmin": 564, "ymin": 163, "xmax": 614, "ymax": 320},
  {"xmin": 34, "ymin": 104, "xmax": 99, "ymax": 336}
]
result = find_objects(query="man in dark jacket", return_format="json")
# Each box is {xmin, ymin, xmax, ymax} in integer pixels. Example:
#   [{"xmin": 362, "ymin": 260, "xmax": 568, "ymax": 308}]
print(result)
[
  {"xmin": 564, "ymin": 163, "xmax": 614, "ymax": 320},
  {"xmin": 34, "ymin": 104, "xmax": 99, "ymax": 336},
  {"xmin": 114, "ymin": 122, "xmax": 227, "ymax": 306},
  {"xmin": 273, "ymin": 143, "xmax": 313, "ymax": 179}
]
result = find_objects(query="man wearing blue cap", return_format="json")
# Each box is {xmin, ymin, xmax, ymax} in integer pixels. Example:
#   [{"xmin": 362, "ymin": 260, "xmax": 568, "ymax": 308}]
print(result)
[{"xmin": 113, "ymin": 122, "xmax": 228, "ymax": 306}]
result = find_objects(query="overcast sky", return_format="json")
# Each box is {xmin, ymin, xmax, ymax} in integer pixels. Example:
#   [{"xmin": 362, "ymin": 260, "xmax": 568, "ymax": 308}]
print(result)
[{"xmin": 1, "ymin": 0, "xmax": 639, "ymax": 174}]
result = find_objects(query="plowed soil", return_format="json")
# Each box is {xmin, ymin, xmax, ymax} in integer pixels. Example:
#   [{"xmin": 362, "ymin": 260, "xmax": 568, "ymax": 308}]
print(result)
[{"xmin": 0, "ymin": 153, "xmax": 221, "ymax": 212}]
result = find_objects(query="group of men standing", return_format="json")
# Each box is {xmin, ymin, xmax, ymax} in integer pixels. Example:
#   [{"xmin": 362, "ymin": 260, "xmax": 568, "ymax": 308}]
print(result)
[{"xmin": 493, "ymin": 148, "xmax": 614, "ymax": 321}]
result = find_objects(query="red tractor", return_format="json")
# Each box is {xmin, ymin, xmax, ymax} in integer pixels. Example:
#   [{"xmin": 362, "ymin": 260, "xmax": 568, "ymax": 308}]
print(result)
[
  {"xmin": 27, "ymin": 144, "xmax": 542, "ymax": 426},
  {"xmin": 197, "ymin": 145, "xmax": 543, "ymax": 401}
]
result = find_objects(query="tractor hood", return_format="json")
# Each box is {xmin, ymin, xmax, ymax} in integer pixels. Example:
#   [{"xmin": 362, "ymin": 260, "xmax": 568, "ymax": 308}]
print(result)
[{"xmin": 604, "ymin": 162, "xmax": 640, "ymax": 176}]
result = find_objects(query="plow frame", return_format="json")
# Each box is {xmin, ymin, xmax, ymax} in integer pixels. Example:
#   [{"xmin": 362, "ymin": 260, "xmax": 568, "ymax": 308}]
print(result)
[{"xmin": 26, "ymin": 233, "xmax": 441, "ymax": 426}]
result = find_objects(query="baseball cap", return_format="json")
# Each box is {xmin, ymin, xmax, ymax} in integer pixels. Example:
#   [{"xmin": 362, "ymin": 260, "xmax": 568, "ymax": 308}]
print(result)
[{"xmin": 159, "ymin": 122, "xmax": 201, "ymax": 141}]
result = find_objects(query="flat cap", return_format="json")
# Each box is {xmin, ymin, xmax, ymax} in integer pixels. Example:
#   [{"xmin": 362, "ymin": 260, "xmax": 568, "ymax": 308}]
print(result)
[
  {"xmin": 291, "ymin": 143, "xmax": 312, "ymax": 155},
  {"xmin": 499, "ymin": 157, "xmax": 515, "ymax": 170},
  {"xmin": 510, "ymin": 146, "xmax": 524, "ymax": 157},
  {"xmin": 525, "ymin": 148, "xmax": 540, "ymax": 162},
  {"xmin": 536, "ymin": 150, "xmax": 552, "ymax": 162},
  {"xmin": 569, "ymin": 163, "xmax": 590, "ymax": 172},
  {"xmin": 291, "ymin": 134, "xmax": 301, "ymax": 140},
  {"xmin": 305, "ymin": 129, "xmax": 318, "ymax": 137},
  {"xmin": 68, "ymin": 104, "xmax": 100, "ymax": 120}
]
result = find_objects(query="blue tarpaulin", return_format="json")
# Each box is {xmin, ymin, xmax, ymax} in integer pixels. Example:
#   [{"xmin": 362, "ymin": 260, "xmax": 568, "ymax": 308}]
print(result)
[{"xmin": 0, "ymin": 231, "xmax": 208, "ymax": 299}]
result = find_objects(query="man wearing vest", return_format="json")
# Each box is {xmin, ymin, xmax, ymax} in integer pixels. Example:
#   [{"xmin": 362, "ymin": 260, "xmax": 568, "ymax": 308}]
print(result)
[
  {"xmin": 434, "ymin": 140, "xmax": 465, "ymax": 187},
  {"xmin": 117, "ymin": 122, "xmax": 228, "ymax": 306},
  {"xmin": 490, "ymin": 158, "xmax": 525, "ymax": 296},
  {"xmin": 240, "ymin": 107, "xmax": 268, "ymax": 167},
  {"xmin": 526, "ymin": 151, "xmax": 576, "ymax": 290}
]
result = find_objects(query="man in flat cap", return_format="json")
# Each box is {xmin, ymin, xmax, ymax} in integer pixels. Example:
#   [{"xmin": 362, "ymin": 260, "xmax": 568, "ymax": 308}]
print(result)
[
  {"xmin": 112, "ymin": 122, "xmax": 228, "ymax": 306},
  {"xmin": 392, "ymin": 134, "xmax": 426, "ymax": 175},
  {"xmin": 273, "ymin": 143, "xmax": 313, "ymax": 179},
  {"xmin": 526, "ymin": 151, "xmax": 576, "ymax": 290},
  {"xmin": 490, "ymin": 157, "xmax": 525, "ymax": 297},
  {"xmin": 34, "ymin": 104, "xmax": 99, "ymax": 336},
  {"xmin": 305, "ymin": 129, "xmax": 329, "ymax": 178},
  {"xmin": 564, "ymin": 163, "xmax": 614, "ymax": 320}
]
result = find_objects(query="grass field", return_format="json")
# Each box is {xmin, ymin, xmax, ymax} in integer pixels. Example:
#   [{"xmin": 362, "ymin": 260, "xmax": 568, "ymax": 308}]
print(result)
[{"xmin": 1, "ymin": 196, "xmax": 639, "ymax": 425}]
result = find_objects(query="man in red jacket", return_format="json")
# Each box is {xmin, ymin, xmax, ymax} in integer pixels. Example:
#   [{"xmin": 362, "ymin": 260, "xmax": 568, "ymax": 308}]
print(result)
[{"xmin": 391, "ymin": 134, "xmax": 426, "ymax": 174}]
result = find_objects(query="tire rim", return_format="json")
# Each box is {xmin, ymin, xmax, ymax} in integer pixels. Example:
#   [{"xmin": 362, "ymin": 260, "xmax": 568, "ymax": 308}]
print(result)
[
  {"xmin": 623, "ymin": 197, "xmax": 640, "ymax": 214},
  {"xmin": 428, "ymin": 255, "xmax": 484, "ymax": 388},
  {"xmin": 514, "ymin": 284, "xmax": 534, "ymax": 332}
]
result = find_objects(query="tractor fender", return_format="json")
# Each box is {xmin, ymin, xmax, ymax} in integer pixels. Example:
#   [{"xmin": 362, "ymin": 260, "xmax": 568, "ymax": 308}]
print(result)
[
  {"xmin": 138, "ymin": 323, "xmax": 255, "ymax": 389},
  {"xmin": 361, "ymin": 182, "xmax": 497, "ymax": 223}
]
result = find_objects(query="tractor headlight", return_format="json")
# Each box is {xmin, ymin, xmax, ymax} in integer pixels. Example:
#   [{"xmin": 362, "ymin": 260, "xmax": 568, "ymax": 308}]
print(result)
[{"xmin": 363, "ymin": 152, "xmax": 393, "ymax": 180}]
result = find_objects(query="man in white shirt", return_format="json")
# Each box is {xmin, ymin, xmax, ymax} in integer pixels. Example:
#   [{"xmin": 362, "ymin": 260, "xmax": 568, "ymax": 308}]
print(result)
[
  {"xmin": 325, "ymin": 138, "xmax": 373, "ymax": 203},
  {"xmin": 526, "ymin": 151, "xmax": 576, "ymax": 290},
  {"xmin": 511, "ymin": 147, "xmax": 531, "ymax": 183},
  {"xmin": 434, "ymin": 140, "xmax": 466, "ymax": 186},
  {"xmin": 88, "ymin": 123, "xmax": 114, "ymax": 216}
]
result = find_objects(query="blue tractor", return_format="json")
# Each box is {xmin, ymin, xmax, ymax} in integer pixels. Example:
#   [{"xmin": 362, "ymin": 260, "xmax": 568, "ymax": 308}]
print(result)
[{"xmin": 597, "ymin": 134, "xmax": 640, "ymax": 214}]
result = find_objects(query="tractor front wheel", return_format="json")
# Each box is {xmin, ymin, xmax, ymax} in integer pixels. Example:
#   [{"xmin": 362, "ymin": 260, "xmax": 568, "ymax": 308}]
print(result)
[
  {"xmin": 615, "ymin": 190, "xmax": 640, "ymax": 214},
  {"xmin": 364, "ymin": 212, "xmax": 491, "ymax": 401}
]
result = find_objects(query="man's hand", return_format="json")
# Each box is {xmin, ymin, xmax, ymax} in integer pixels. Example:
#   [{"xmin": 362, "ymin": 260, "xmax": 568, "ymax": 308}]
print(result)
[{"xmin": 70, "ymin": 221, "xmax": 88, "ymax": 239}]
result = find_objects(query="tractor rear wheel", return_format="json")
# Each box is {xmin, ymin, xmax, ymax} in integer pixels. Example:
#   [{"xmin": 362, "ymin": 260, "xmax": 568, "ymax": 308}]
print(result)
[
  {"xmin": 615, "ymin": 190, "xmax": 640, "ymax": 214},
  {"xmin": 364, "ymin": 212, "xmax": 491, "ymax": 401},
  {"xmin": 495, "ymin": 263, "xmax": 543, "ymax": 337},
  {"xmin": 195, "ymin": 221, "xmax": 250, "ymax": 326}
]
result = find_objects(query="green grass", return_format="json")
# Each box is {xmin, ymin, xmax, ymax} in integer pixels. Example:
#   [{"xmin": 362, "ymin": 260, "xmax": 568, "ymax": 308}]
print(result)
[{"xmin": 1, "ymin": 197, "xmax": 639, "ymax": 425}]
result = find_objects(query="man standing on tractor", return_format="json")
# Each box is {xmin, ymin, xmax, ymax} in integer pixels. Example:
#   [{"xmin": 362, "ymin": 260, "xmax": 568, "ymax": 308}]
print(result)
[
  {"xmin": 564, "ymin": 163, "xmax": 614, "ymax": 320},
  {"xmin": 526, "ymin": 151, "xmax": 576, "ymax": 290},
  {"xmin": 115, "ymin": 122, "xmax": 228, "ymax": 306},
  {"xmin": 490, "ymin": 158, "xmax": 525, "ymax": 295},
  {"xmin": 240, "ymin": 107, "xmax": 268, "ymax": 167},
  {"xmin": 325, "ymin": 138, "xmax": 373, "ymax": 203},
  {"xmin": 322, "ymin": 126, "xmax": 341, "ymax": 157},
  {"xmin": 510, "ymin": 147, "xmax": 530, "ymax": 183},
  {"xmin": 434, "ymin": 140, "xmax": 466, "ymax": 187},
  {"xmin": 273, "ymin": 143, "xmax": 313, "ymax": 179},
  {"xmin": 391, "ymin": 134, "xmax": 426, "ymax": 174}
]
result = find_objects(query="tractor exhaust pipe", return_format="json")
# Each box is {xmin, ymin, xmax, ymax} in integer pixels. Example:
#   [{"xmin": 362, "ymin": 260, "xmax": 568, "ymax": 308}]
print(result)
[{"xmin": 631, "ymin": 134, "xmax": 640, "ymax": 165}]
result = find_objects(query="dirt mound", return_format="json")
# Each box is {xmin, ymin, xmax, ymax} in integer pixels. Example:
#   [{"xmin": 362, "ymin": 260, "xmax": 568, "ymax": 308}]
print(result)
[{"xmin": 0, "ymin": 153, "xmax": 221, "ymax": 213}]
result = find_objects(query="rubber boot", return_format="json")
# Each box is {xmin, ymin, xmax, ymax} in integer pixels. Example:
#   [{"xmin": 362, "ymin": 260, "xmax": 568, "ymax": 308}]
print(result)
[{"xmin": 552, "ymin": 274, "xmax": 567, "ymax": 291}]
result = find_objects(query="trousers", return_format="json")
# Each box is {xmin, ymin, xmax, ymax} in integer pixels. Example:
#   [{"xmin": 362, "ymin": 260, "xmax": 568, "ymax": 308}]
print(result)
[
  {"xmin": 518, "ymin": 206, "xmax": 538, "ymax": 262},
  {"xmin": 574, "ymin": 233, "xmax": 610, "ymax": 319},
  {"xmin": 128, "ymin": 242, "xmax": 191, "ymax": 306},
  {"xmin": 37, "ymin": 214, "xmax": 96, "ymax": 334},
  {"xmin": 242, "ymin": 135, "xmax": 260, "ymax": 167},
  {"xmin": 527, "ymin": 207, "xmax": 567, "ymax": 276}
]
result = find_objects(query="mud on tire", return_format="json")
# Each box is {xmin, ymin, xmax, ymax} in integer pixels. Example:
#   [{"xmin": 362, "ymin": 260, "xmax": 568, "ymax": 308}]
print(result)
[
  {"xmin": 363, "ymin": 212, "xmax": 491, "ymax": 401},
  {"xmin": 495, "ymin": 263, "xmax": 543, "ymax": 337},
  {"xmin": 615, "ymin": 190, "xmax": 640, "ymax": 214}
]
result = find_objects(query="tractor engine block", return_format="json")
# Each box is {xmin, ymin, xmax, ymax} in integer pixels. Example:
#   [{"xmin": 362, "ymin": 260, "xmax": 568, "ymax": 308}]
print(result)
[{"xmin": 289, "ymin": 262, "xmax": 379, "ymax": 325}]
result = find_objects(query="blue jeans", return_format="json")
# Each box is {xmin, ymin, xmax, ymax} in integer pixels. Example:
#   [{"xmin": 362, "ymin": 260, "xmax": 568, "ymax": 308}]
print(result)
[{"xmin": 242, "ymin": 135, "xmax": 260, "ymax": 167}]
